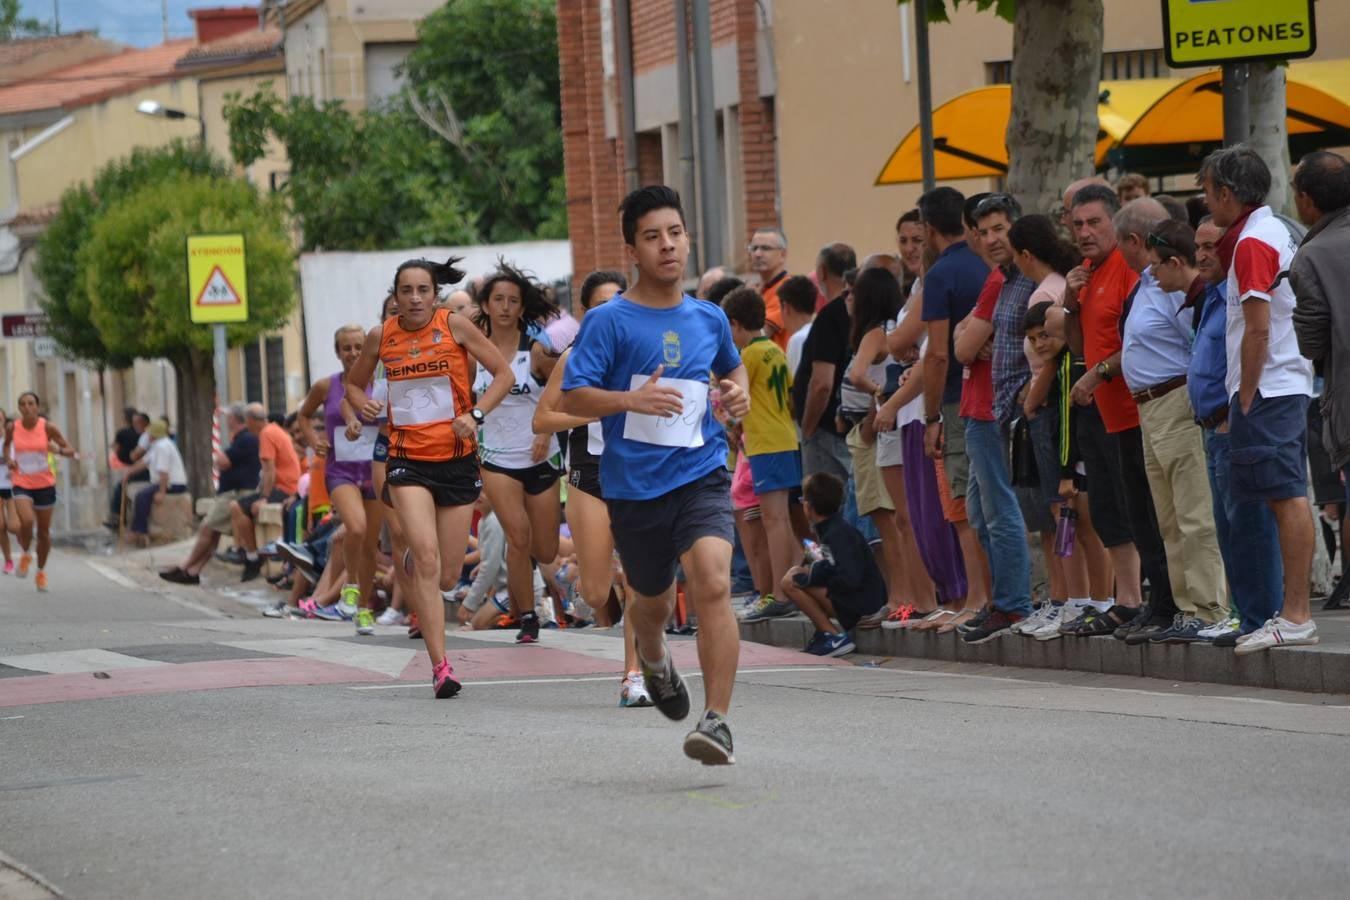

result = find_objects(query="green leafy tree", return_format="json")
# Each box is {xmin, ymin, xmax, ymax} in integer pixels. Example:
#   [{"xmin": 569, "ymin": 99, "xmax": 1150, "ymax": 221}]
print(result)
[
  {"xmin": 402, "ymin": 0, "xmax": 566, "ymax": 241},
  {"xmin": 36, "ymin": 142, "xmax": 231, "ymax": 369},
  {"xmin": 901, "ymin": 0, "xmax": 1103, "ymax": 218},
  {"xmin": 223, "ymin": 0, "xmax": 565, "ymax": 250},
  {"xmin": 1, "ymin": 0, "xmax": 53, "ymax": 38},
  {"xmin": 224, "ymin": 88, "xmax": 478, "ymax": 251}
]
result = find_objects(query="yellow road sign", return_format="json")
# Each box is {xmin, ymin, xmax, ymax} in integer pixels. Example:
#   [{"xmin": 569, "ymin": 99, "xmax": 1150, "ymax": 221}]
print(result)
[
  {"xmin": 1163, "ymin": 0, "xmax": 1315, "ymax": 68},
  {"xmin": 187, "ymin": 233, "xmax": 249, "ymax": 324}
]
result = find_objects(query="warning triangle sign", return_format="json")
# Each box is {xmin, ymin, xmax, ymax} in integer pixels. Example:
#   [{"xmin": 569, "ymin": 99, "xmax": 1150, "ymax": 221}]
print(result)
[{"xmin": 196, "ymin": 266, "xmax": 242, "ymax": 307}]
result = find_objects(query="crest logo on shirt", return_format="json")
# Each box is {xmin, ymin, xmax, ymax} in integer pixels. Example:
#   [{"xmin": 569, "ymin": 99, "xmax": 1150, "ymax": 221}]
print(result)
[
  {"xmin": 408, "ymin": 341, "xmax": 422, "ymax": 359},
  {"xmin": 662, "ymin": 331, "xmax": 681, "ymax": 366},
  {"xmin": 432, "ymin": 330, "xmax": 443, "ymax": 345}
]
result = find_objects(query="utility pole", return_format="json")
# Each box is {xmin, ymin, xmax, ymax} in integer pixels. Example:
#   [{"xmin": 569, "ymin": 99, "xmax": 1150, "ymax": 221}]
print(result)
[
  {"xmin": 691, "ymin": 0, "xmax": 724, "ymax": 269},
  {"xmin": 162, "ymin": 0, "xmax": 170, "ymax": 42}
]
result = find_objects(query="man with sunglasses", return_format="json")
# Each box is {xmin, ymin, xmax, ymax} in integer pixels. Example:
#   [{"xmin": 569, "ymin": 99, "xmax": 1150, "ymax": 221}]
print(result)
[{"xmin": 1122, "ymin": 207, "xmax": 1229, "ymax": 643}]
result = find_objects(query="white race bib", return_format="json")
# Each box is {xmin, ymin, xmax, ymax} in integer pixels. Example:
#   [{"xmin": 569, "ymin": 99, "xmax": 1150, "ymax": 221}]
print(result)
[
  {"xmin": 16, "ymin": 451, "xmax": 49, "ymax": 475},
  {"xmin": 334, "ymin": 425, "xmax": 378, "ymax": 462},
  {"xmin": 388, "ymin": 375, "xmax": 456, "ymax": 427},
  {"xmin": 586, "ymin": 420, "xmax": 605, "ymax": 456},
  {"xmin": 622, "ymin": 375, "xmax": 707, "ymax": 449},
  {"xmin": 483, "ymin": 401, "xmax": 536, "ymax": 452}
]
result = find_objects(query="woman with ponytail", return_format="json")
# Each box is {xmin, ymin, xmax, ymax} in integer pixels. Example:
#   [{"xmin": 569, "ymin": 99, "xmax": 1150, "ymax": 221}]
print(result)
[{"xmin": 345, "ymin": 257, "xmax": 515, "ymax": 699}]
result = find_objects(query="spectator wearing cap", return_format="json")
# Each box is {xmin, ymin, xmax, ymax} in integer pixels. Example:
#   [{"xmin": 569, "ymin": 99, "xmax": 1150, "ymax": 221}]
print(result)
[
  {"xmin": 1200, "ymin": 145, "xmax": 1317, "ymax": 654},
  {"xmin": 1126, "ymin": 211, "xmax": 1229, "ymax": 641},
  {"xmin": 128, "ymin": 418, "xmax": 188, "ymax": 540},
  {"xmin": 1062, "ymin": 184, "xmax": 1180, "ymax": 641},
  {"xmin": 1180, "ymin": 217, "xmax": 1284, "ymax": 642}
]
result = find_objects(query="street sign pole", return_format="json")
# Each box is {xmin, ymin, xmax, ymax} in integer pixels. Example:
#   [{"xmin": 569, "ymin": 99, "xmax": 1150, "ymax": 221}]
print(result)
[
  {"xmin": 1222, "ymin": 62, "xmax": 1251, "ymax": 147},
  {"xmin": 214, "ymin": 323, "xmax": 228, "ymax": 443}
]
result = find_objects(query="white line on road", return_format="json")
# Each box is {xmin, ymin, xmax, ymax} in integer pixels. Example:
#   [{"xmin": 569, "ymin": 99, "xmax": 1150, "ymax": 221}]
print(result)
[
  {"xmin": 347, "ymin": 666, "xmax": 837, "ymax": 690},
  {"xmin": 0, "ymin": 716, "xmax": 23, "ymax": 721}
]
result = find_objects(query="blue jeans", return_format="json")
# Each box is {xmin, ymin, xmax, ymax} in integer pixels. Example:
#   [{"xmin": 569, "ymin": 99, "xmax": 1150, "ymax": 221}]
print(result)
[
  {"xmin": 964, "ymin": 418, "xmax": 1032, "ymax": 616},
  {"xmin": 730, "ymin": 526, "xmax": 755, "ymax": 594},
  {"xmin": 1205, "ymin": 428, "xmax": 1282, "ymax": 631}
]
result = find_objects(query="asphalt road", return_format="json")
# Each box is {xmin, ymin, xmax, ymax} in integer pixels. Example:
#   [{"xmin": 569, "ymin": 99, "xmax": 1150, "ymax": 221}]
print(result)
[{"xmin": 3, "ymin": 547, "xmax": 1350, "ymax": 900}]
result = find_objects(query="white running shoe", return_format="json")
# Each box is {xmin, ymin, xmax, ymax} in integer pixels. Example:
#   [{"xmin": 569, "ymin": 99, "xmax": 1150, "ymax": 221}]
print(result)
[
  {"xmin": 376, "ymin": 607, "xmax": 407, "ymax": 627},
  {"xmin": 1030, "ymin": 604, "xmax": 1065, "ymax": 641},
  {"xmin": 336, "ymin": 584, "xmax": 360, "ymax": 620},
  {"xmin": 619, "ymin": 671, "xmax": 654, "ymax": 708},
  {"xmin": 1233, "ymin": 617, "xmax": 1318, "ymax": 655},
  {"xmin": 1012, "ymin": 602, "xmax": 1051, "ymax": 635},
  {"xmin": 1197, "ymin": 614, "xmax": 1240, "ymax": 641}
]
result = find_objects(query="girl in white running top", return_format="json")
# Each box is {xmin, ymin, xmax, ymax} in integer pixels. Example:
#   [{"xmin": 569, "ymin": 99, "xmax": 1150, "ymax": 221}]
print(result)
[{"xmin": 473, "ymin": 262, "xmax": 564, "ymax": 645}]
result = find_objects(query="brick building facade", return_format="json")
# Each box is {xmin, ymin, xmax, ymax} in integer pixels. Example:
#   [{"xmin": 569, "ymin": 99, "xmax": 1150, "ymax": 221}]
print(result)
[{"xmin": 557, "ymin": 0, "xmax": 779, "ymax": 300}]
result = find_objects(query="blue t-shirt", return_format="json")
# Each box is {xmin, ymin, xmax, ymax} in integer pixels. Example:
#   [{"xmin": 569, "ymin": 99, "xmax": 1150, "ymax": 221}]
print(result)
[
  {"xmin": 563, "ymin": 294, "xmax": 742, "ymax": 500},
  {"xmin": 921, "ymin": 240, "xmax": 990, "ymax": 405}
]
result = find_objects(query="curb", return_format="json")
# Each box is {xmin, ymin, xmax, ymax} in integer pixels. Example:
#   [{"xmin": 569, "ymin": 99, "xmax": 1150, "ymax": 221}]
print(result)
[
  {"xmin": 0, "ymin": 850, "xmax": 63, "ymax": 899},
  {"xmin": 739, "ymin": 617, "xmax": 1350, "ymax": 694}
]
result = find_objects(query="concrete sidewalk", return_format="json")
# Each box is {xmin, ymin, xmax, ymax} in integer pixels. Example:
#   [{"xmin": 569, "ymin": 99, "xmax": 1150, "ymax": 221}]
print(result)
[{"xmin": 741, "ymin": 607, "xmax": 1350, "ymax": 694}]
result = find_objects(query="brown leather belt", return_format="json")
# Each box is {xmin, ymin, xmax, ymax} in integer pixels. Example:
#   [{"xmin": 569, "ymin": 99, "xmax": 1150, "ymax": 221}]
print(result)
[
  {"xmin": 1195, "ymin": 403, "xmax": 1229, "ymax": 430},
  {"xmin": 1131, "ymin": 375, "xmax": 1187, "ymax": 405}
]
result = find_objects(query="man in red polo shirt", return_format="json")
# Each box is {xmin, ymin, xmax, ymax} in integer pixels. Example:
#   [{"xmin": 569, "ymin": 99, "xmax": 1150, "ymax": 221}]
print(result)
[{"xmin": 1062, "ymin": 183, "xmax": 1178, "ymax": 641}]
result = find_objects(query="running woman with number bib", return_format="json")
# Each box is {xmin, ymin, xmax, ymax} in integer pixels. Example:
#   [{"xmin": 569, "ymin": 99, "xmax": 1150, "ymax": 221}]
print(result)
[
  {"xmin": 534, "ymin": 269, "xmax": 653, "ymax": 707},
  {"xmin": 473, "ymin": 263, "xmax": 564, "ymax": 645},
  {"xmin": 296, "ymin": 324, "xmax": 386, "ymax": 633},
  {"xmin": 346, "ymin": 258, "xmax": 514, "ymax": 699},
  {"xmin": 3, "ymin": 392, "xmax": 78, "ymax": 592},
  {"xmin": 563, "ymin": 186, "xmax": 750, "ymax": 764}
]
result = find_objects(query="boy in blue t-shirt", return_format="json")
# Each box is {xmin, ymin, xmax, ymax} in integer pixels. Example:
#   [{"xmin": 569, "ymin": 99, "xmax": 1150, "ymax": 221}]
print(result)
[{"xmin": 563, "ymin": 185, "xmax": 750, "ymax": 766}]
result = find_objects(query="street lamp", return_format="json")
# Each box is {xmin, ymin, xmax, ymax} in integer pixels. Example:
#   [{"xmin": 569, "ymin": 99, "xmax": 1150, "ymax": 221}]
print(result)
[{"xmin": 136, "ymin": 100, "xmax": 205, "ymax": 143}]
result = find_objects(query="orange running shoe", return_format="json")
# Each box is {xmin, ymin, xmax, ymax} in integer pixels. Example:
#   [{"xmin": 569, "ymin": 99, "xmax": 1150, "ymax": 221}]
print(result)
[
  {"xmin": 407, "ymin": 613, "xmax": 421, "ymax": 640},
  {"xmin": 17, "ymin": 553, "xmax": 32, "ymax": 578},
  {"xmin": 35, "ymin": 570, "xmax": 48, "ymax": 592}
]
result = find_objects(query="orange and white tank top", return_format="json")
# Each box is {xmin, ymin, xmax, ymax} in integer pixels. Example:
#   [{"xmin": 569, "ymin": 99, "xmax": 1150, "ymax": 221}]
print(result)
[
  {"xmin": 11, "ymin": 417, "xmax": 55, "ymax": 490},
  {"xmin": 381, "ymin": 307, "xmax": 477, "ymax": 462}
]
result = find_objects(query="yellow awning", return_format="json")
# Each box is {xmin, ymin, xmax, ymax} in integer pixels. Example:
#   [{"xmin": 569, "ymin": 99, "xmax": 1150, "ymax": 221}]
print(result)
[
  {"xmin": 876, "ymin": 60, "xmax": 1350, "ymax": 185},
  {"xmin": 876, "ymin": 78, "xmax": 1179, "ymax": 185}
]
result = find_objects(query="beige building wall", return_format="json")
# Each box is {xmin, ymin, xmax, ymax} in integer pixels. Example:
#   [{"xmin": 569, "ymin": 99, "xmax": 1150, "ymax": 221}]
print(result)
[
  {"xmin": 283, "ymin": 0, "xmax": 440, "ymax": 111},
  {"xmin": 774, "ymin": 0, "xmax": 1350, "ymax": 277}
]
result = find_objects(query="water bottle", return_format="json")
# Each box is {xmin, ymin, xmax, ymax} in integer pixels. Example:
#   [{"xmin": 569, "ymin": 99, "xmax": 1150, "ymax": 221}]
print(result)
[{"xmin": 1054, "ymin": 506, "xmax": 1078, "ymax": 558}]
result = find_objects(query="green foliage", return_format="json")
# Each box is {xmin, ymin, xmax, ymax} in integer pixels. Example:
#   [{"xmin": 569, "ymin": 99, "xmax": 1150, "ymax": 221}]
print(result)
[
  {"xmin": 78, "ymin": 174, "xmax": 294, "ymax": 359},
  {"xmin": 898, "ymin": 0, "xmax": 1015, "ymax": 25},
  {"xmin": 223, "ymin": 88, "xmax": 477, "ymax": 251},
  {"xmin": 1, "ymin": 0, "xmax": 53, "ymax": 38},
  {"xmin": 35, "ymin": 142, "xmax": 232, "ymax": 367},
  {"xmin": 223, "ymin": 0, "xmax": 565, "ymax": 250}
]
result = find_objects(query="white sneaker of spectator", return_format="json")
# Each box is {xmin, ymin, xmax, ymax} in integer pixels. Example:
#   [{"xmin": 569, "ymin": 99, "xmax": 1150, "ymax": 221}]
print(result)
[
  {"xmin": 1233, "ymin": 617, "xmax": 1318, "ymax": 655},
  {"xmin": 1011, "ymin": 602, "xmax": 1052, "ymax": 635},
  {"xmin": 1196, "ymin": 614, "xmax": 1240, "ymax": 641},
  {"xmin": 1029, "ymin": 603, "xmax": 1065, "ymax": 641}
]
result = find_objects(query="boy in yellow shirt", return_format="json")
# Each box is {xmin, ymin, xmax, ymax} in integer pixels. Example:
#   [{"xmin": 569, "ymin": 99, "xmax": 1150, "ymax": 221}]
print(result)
[{"xmin": 721, "ymin": 287, "xmax": 803, "ymax": 620}]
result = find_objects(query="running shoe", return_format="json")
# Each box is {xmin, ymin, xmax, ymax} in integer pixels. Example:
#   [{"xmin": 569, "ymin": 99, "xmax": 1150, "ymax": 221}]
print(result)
[
  {"xmin": 962, "ymin": 609, "xmax": 1022, "ymax": 644},
  {"xmin": 215, "ymin": 547, "xmax": 246, "ymax": 565},
  {"xmin": 262, "ymin": 601, "xmax": 288, "ymax": 618},
  {"xmin": 620, "ymin": 671, "xmax": 654, "ymax": 708},
  {"xmin": 742, "ymin": 595, "xmax": 797, "ymax": 622},
  {"xmin": 355, "ymin": 608, "xmax": 376, "ymax": 635},
  {"xmin": 2, "ymin": 560, "xmax": 13, "ymax": 575},
  {"xmin": 297, "ymin": 597, "xmax": 318, "ymax": 618},
  {"xmin": 1197, "ymin": 615, "xmax": 1241, "ymax": 642},
  {"xmin": 276, "ymin": 542, "xmax": 319, "ymax": 584},
  {"xmin": 34, "ymin": 570, "xmax": 48, "ymax": 592},
  {"xmin": 376, "ymin": 607, "xmax": 407, "ymax": 627},
  {"xmin": 1029, "ymin": 603, "xmax": 1066, "ymax": 641},
  {"xmin": 313, "ymin": 602, "xmax": 345, "ymax": 621},
  {"xmin": 636, "ymin": 639, "xmax": 690, "ymax": 721},
  {"xmin": 407, "ymin": 613, "xmax": 421, "ymax": 639},
  {"xmin": 1233, "ymin": 617, "xmax": 1319, "ymax": 656},
  {"xmin": 17, "ymin": 553, "xmax": 32, "ymax": 578},
  {"xmin": 804, "ymin": 630, "xmax": 855, "ymax": 657},
  {"xmin": 683, "ymin": 710, "xmax": 735, "ymax": 765},
  {"xmin": 158, "ymin": 567, "xmax": 200, "ymax": 586},
  {"xmin": 337, "ymin": 585, "xmax": 360, "ymax": 620},
  {"xmin": 516, "ymin": 612, "xmax": 540, "ymax": 645},
  {"xmin": 240, "ymin": 557, "xmax": 263, "ymax": 583},
  {"xmin": 432, "ymin": 658, "xmax": 461, "ymax": 699},
  {"xmin": 733, "ymin": 593, "xmax": 763, "ymax": 620},
  {"xmin": 1011, "ymin": 602, "xmax": 1052, "ymax": 635}
]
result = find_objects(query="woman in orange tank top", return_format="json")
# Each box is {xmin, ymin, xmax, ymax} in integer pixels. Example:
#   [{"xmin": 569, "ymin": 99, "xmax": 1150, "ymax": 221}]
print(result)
[
  {"xmin": 3, "ymin": 391, "xmax": 78, "ymax": 591},
  {"xmin": 346, "ymin": 257, "xmax": 515, "ymax": 699}
]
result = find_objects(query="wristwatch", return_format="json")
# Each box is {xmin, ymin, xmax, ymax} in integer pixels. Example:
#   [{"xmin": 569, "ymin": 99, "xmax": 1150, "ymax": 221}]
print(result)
[
  {"xmin": 469, "ymin": 407, "xmax": 486, "ymax": 425},
  {"xmin": 1095, "ymin": 361, "xmax": 1113, "ymax": 382},
  {"xmin": 924, "ymin": 413, "xmax": 943, "ymax": 425}
]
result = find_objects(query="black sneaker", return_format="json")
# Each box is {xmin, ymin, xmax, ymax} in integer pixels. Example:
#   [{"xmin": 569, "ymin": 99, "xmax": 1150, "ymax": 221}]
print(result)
[
  {"xmin": 962, "ymin": 609, "xmax": 1021, "ymax": 644},
  {"xmin": 1323, "ymin": 576, "xmax": 1350, "ymax": 611},
  {"xmin": 515, "ymin": 612, "xmax": 540, "ymax": 645},
  {"xmin": 216, "ymin": 547, "xmax": 246, "ymax": 565},
  {"xmin": 636, "ymin": 639, "xmax": 690, "ymax": 721},
  {"xmin": 1212, "ymin": 629, "xmax": 1246, "ymax": 648},
  {"xmin": 683, "ymin": 711, "xmax": 735, "ymax": 765},
  {"xmin": 1114, "ymin": 603, "xmax": 1152, "ymax": 641},
  {"xmin": 1148, "ymin": 612, "xmax": 1188, "ymax": 643},
  {"xmin": 240, "ymin": 558, "xmax": 263, "ymax": 583},
  {"xmin": 158, "ymin": 567, "xmax": 200, "ymax": 586},
  {"xmin": 1125, "ymin": 616, "xmax": 1172, "ymax": 645},
  {"xmin": 958, "ymin": 607, "xmax": 991, "ymax": 635},
  {"xmin": 1151, "ymin": 613, "xmax": 1211, "ymax": 644}
]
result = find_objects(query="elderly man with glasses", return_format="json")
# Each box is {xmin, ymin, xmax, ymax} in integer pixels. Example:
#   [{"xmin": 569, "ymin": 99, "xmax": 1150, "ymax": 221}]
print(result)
[
  {"xmin": 1120, "ymin": 202, "xmax": 1230, "ymax": 643},
  {"xmin": 748, "ymin": 227, "xmax": 792, "ymax": 350}
]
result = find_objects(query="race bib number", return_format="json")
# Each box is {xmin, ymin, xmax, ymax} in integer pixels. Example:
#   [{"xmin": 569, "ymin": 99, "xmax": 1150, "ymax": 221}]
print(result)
[
  {"xmin": 388, "ymin": 376, "xmax": 456, "ymax": 427},
  {"xmin": 622, "ymin": 375, "xmax": 707, "ymax": 449},
  {"xmin": 16, "ymin": 451, "xmax": 50, "ymax": 475},
  {"xmin": 483, "ymin": 402, "xmax": 535, "ymax": 452},
  {"xmin": 334, "ymin": 425, "xmax": 378, "ymax": 462}
]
